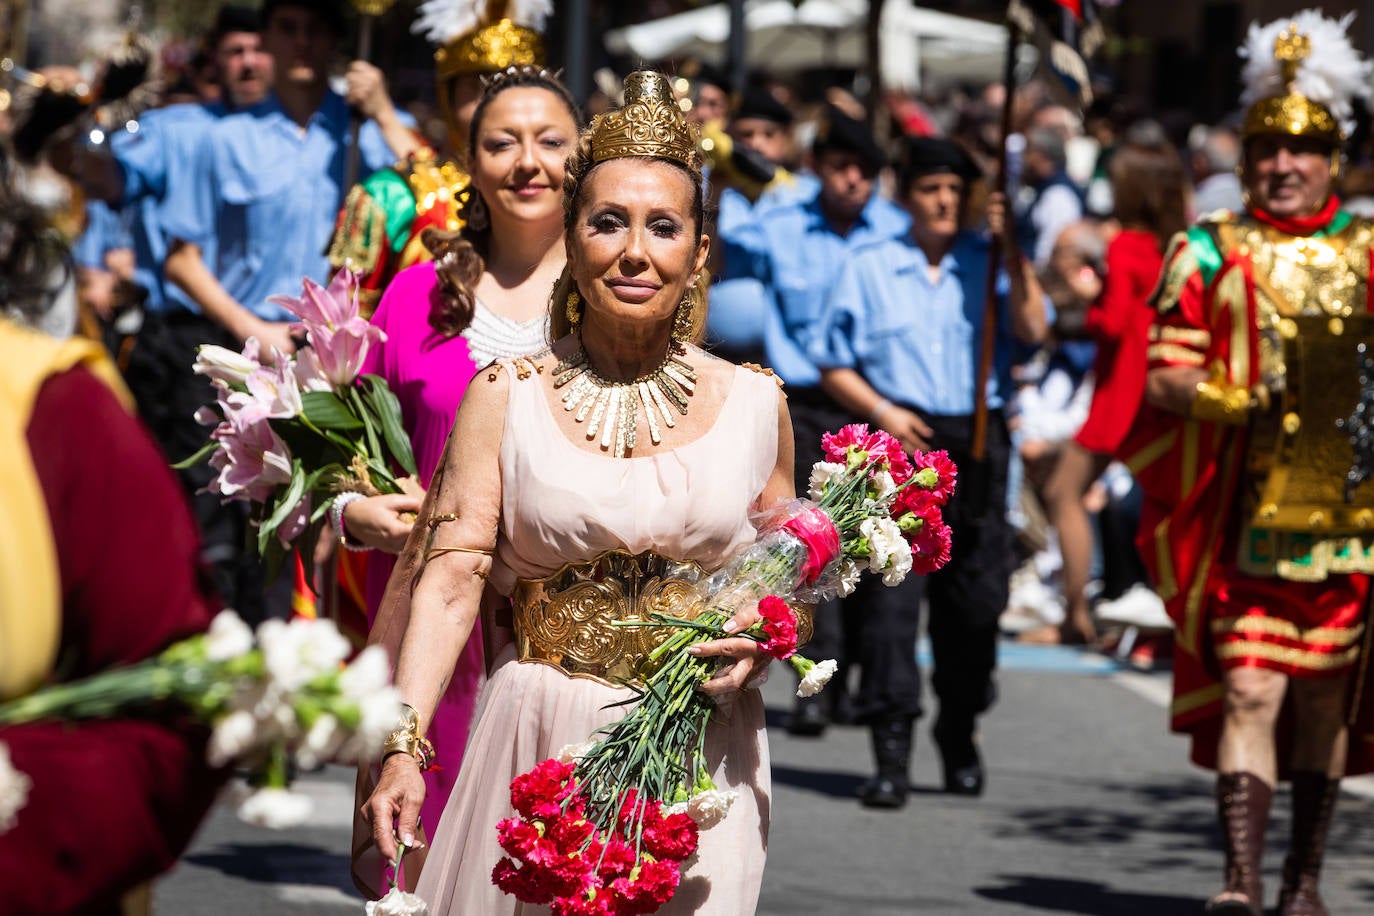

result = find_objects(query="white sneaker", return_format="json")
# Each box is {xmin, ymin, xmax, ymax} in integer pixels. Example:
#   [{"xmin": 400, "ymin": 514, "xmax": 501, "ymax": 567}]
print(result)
[{"xmin": 1095, "ymin": 584, "xmax": 1172, "ymax": 631}]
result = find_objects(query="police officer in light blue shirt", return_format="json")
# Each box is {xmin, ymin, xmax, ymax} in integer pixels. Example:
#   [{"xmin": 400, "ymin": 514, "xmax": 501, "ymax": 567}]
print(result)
[
  {"xmin": 163, "ymin": 0, "xmax": 415, "ymax": 357},
  {"xmin": 811, "ymin": 136, "xmax": 1051, "ymax": 807},
  {"xmin": 722, "ymin": 107, "xmax": 909, "ymax": 757}
]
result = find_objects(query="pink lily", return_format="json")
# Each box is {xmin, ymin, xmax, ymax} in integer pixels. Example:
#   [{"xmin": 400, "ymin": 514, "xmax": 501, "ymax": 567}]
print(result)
[
  {"xmin": 208, "ymin": 415, "xmax": 293, "ymax": 504},
  {"xmin": 268, "ymin": 270, "xmax": 360, "ymax": 332}
]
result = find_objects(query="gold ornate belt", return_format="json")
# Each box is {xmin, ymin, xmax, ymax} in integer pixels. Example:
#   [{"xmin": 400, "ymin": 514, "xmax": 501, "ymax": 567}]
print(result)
[{"xmin": 510, "ymin": 550, "xmax": 708, "ymax": 685}]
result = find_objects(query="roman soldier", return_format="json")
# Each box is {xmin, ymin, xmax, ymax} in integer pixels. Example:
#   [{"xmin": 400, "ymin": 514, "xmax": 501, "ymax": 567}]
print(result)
[{"xmin": 1128, "ymin": 11, "xmax": 1374, "ymax": 915}]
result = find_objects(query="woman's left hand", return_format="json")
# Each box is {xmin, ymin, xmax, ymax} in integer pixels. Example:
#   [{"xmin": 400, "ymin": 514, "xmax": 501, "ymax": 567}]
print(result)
[{"xmin": 689, "ymin": 604, "xmax": 770, "ymax": 697}]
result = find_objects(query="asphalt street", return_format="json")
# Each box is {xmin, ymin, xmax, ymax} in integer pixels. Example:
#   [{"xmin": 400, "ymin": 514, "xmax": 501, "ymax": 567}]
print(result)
[{"xmin": 155, "ymin": 643, "xmax": 1374, "ymax": 915}]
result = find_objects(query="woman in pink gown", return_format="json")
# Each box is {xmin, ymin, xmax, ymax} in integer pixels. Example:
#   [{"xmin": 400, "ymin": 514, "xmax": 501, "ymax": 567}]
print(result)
[
  {"xmin": 340, "ymin": 68, "xmax": 580, "ymax": 884},
  {"xmin": 363, "ymin": 72, "xmax": 793, "ymax": 913}
]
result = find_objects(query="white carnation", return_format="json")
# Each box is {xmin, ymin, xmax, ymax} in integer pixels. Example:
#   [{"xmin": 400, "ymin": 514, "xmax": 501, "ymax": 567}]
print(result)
[
  {"xmin": 860, "ymin": 517, "xmax": 906, "ymax": 573},
  {"xmin": 882, "ymin": 544, "xmax": 913, "ymax": 587},
  {"xmin": 797, "ymin": 659, "xmax": 838, "ymax": 698},
  {"xmin": 556, "ymin": 740, "xmax": 598, "ymax": 764},
  {"xmin": 258, "ymin": 618, "xmax": 351, "ymax": 691},
  {"xmin": 686, "ymin": 788, "xmax": 738, "ymax": 830},
  {"xmin": 366, "ymin": 887, "xmax": 431, "ymax": 915},
  {"xmin": 208, "ymin": 709, "xmax": 260, "ymax": 768},
  {"xmin": 663, "ymin": 801, "xmax": 689, "ymax": 817},
  {"xmin": 807, "ymin": 461, "xmax": 847, "ymax": 501},
  {"xmin": 236, "ymin": 786, "xmax": 314, "ymax": 829},
  {"xmin": 872, "ymin": 470, "xmax": 898, "ymax": 499},
  {"xmin": 836, "ymin": 559, "xmax": 862, "ymax": 597},
  {"xmin": 340, "ymin": 645, "xmax": 391, "ymax": 700},
  {"xmin": 205, "ymin": 610, "xmax": 255, "ymax": 662},
  {"xmin": 295, "ymin": 714, "xmax": 345, "ymax": 770},
  {"xmin": 0, "ymin": 742, "xmax": 31, "ymax": 834}
]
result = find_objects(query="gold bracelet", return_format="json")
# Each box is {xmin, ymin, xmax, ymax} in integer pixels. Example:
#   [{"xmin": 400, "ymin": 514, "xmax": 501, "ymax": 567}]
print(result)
[
  {"xmin": 380, "ymin": 704, "xmax": 437, "ymax": 770},
  {"xmin": 1191, "ymin": 379, "xmax": 1253, "ymax": 425},
  {"xmin": 427, "ymin": 512, "xmax": 461, "ymax": 529}
]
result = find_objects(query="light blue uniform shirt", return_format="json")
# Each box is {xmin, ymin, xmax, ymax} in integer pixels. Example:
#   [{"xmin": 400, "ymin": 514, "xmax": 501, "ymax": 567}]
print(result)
[
  {"xmin": 731, "ymin": 190, "xmax": 909, "ymax": 387},
  {"xmin": 810, "ymin": 231, "xmax": 1052, "ymax": 414},
  {"xmin": 72, "ymin": 200, "xmax": 133, "ymax": 269},
  {"xmin": 163, "ymin": 90, "xmax": 407, "ymax": 321},
  {"xmin": 112, "ymin": 102, "xmax": 223, "ymax": 313}
]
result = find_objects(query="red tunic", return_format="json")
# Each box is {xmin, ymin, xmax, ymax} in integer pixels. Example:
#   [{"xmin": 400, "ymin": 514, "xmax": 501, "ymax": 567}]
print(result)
[
  {"xmin": 1074, "ymin": 228, "xmax": 1164, "ymax": 456},
  {"xmin": 0, "ymin": 367, "xmax": 224, "ymax": 916}
]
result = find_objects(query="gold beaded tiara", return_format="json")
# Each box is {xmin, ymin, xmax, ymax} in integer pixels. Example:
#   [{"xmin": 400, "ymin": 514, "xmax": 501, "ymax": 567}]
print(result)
[{"xmin": 589, "ymin": 71, "xmax": 700, "ymax": 169}]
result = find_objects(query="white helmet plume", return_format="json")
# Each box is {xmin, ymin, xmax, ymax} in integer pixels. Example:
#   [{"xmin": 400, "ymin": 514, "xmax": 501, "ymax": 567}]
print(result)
[
  {"xmin": 1239, "ymin": 9, "xmax": 1372, "ymax": 139},
  {"xmin": 412, "ymin": 0, "xmax": 552, "ymax": 46}
]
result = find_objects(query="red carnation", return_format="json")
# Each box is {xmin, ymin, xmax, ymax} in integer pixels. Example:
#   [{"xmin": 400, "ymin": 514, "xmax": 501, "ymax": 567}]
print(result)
[
  {"xmin": 551, "ymin": 886, "xmax": 616, "ymax": 916},
  {"xmin": 642, "ymin": 810, "xmax": 699, "ymax": 861},
  {"xmin": 756, "ymin": 595, "xmax": 799, "ymax": 660},
  {"xmin": 493, "ymin": 857, "xmax": 557, "ymax": 905},
  {"xmin": 510, "ymin": 758, "xmax": 577, "ymax": 820},
  {"xmin": 596, "ymin": 833, "xmax": 639, "ymax": 881},
  {"xmin": 912, "ymin": 449, "xmax": 958, "ymax": 503},
  {"xmin": 911, "ymin": 519, "xmax": 953, "ymax": 575},
  {"xmin": 613, "ymin": 857, "xmax": 682, "ymax": 914}
]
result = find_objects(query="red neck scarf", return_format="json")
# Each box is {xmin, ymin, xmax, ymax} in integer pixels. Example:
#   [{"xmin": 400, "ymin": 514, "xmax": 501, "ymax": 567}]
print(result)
[{"xmin": 1250, "ymin": 196, "xmax": 1341, "ymax": 236}]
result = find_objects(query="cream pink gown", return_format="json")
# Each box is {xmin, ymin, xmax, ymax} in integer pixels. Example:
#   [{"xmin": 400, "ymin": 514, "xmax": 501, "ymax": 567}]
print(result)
[{"xmin": 415, "ymin": 361, "xmax": 781, "ymax": 914}]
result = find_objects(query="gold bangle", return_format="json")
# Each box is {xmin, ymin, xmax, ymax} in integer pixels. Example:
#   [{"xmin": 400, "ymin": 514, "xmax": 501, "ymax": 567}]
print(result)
[
  {"xmin": 380, "ymin": 704, "xmax": 436, "ymax": 770},
  {"xmin": 427, "ymin": 513, "xmax": 461, "ymax": 529}
]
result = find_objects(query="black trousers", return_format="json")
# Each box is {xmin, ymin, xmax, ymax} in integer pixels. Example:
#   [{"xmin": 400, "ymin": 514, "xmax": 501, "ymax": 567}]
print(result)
[
  {"xmin": 838, "ymin": 408, "xmax": 1012, "ymax": 726},
  {"xmin": 122, "ymin": 311, "xmax": 291, "ymax": 624}
]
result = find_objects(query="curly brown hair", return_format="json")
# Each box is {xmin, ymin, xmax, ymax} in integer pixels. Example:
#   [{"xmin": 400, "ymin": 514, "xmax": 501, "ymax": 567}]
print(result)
[
  {"xmin": 423, "ymin": 67, "xmax": 582, "ymax": 338},
  {"xmin": 547, "ymin": 130, "xmax": 709, "ymax": 343}
]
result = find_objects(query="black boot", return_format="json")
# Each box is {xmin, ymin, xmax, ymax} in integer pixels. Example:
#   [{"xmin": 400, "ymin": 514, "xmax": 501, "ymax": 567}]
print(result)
[
  {"xmin": 1204, "ymin": 772, "xmax": 1272, "ymax": 916},
  {"xmin": 1277, "ymin": 771, "xmax": 1340, "ymax": 916},
  {"xmin": 786, "ymin": 695, "xmax": 829, "ymax": 737},
  {"xmin": 932, "ymin": 714, "xmax": 984, "ymax": 796},
  {"xmin": 859, "ymin": 715, "xmax": 913, "ymax": 809}
]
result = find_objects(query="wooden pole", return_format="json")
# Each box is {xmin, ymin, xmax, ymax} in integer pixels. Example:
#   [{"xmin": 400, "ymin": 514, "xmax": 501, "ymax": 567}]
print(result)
[
  {"xmin": 343, "ymin": 14, "xmax": 375, "ymax": 194},
  {"xmin": 864, "ymin": 0, "xmax": 885, "ymax": 135},
  {"xmin": 971, "ymin": 18, "xmax": 1019, "ymax": 462},
  {"xmin": 728, "ymin": 0, "xmax": 747, "ymax": 94}
]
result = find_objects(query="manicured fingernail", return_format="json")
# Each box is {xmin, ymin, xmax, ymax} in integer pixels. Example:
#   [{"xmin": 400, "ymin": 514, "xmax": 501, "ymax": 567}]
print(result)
[
  {"xmin": 723, "ymin": 620, "xmax": 738, "ymax": 633},
  {"xmin": 687, "ymin": 645, "xmax": 702, "ymax": 655},
  {"xmin": 402, "ymin": 833, "xmax": 415, "ymax": 846}
]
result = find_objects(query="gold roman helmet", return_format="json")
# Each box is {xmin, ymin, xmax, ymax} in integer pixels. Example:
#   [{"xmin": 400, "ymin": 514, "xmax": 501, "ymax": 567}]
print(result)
[
  {"xmin": 588, "ymin": 70, "xmax": 701, "ymax": 170},
  {"xmin": 1238, "ymin": 11, "xmax": 1372, "ymax": 146},
  {"xmin": 412, "ymin": 0, "xmax": 550, "ymax": 146}
]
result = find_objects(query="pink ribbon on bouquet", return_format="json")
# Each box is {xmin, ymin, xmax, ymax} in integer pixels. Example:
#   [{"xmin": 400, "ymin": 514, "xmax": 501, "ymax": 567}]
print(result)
[{"xmin": 780, "ymin": 507, "xmax": 841, "ymax": 584}]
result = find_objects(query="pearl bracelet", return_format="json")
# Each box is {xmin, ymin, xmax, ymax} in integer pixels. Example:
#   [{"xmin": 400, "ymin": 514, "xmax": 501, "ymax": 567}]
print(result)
[{"xmin": 330, "ymin": 492, "xmax": 368, "ymax": 551}]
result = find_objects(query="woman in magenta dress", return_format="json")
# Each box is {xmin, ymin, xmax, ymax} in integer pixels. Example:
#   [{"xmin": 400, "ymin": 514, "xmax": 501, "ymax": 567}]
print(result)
[
  {"xmin": 340, "ymin": 68, "xmax": 580, "ymax": 882},
  {"xmin": 1039, "ymin": 138, "xmax": 1189, "ymax": 644}
]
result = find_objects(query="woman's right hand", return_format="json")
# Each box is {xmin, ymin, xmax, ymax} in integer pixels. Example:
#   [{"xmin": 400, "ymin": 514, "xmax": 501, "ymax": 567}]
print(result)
[
  {"xmin": 343, "ymin": 494, "xmax": 424, "ymax": 554},
  {"xmin": 364, "ymin": 753, "xmax": 427, "ymax": 863},
  {"xmin": 876, "ymin": 404, "xmax": 934, "ymax": 452}
]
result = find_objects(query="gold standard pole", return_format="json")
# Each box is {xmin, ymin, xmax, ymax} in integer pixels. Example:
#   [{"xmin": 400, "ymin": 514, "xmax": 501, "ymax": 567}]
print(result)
[{"xmin": 344, "ymin": 0, "xmax": 398, "ymax": 192}]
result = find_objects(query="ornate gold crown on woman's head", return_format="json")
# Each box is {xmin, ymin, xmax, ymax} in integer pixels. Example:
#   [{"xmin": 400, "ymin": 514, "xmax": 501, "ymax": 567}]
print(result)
[{"xmin": 589, "ymin": 71, "xmax": 700, "ymax": 170}]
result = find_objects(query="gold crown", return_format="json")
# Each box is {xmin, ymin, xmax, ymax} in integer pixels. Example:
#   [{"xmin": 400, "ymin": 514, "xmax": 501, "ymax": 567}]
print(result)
[
  {"xmin": 589, "ymin": 71, "xmax": 700, "ymax": 169},
  {"xmin": 436, "ymin": 18, "xmax": 545, "ymax": 79},
  {"xmin": 1242, "ymin": 22, "xmax": 1340, "ymax": 143}
]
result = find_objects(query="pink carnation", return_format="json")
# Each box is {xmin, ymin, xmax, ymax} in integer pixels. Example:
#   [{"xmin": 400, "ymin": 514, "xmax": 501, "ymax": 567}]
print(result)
[
  {"xmin": 912, "ymin": 449, "xmax": 958, "ymax": 503},
  {"xmin": 911, "ymin": 519, "xmax": 953, "ymax": 575},
  {"xmin": 755, "ymin": 595, "xmax": 799, "ymax": 661}
]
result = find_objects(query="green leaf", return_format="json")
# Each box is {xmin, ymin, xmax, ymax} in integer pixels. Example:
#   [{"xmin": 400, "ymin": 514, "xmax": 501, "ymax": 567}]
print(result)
[
  {"xmin": 301, "ymin": 390, "xmax": 365, "ymax": 431},
  {"xmin": 258, "ymin": 460, "xmax": 308, "ymax": 555},
  {"xmin": 171, "ymin": 439, "xmax": 217, "ymax": 470},
  {"xmin": 360, "ymin": 375, "xmax": 417, "ymax": 476}
]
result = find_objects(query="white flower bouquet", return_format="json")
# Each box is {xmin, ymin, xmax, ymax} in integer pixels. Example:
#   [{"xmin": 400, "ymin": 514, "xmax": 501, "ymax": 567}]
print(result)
[
  {"xmin": 177, "ymin": 268, "xmax": 415, "ymax": 575},
  {"xmin": 0, "ymin": 611, "xmax": 401, "ymax": 833}
]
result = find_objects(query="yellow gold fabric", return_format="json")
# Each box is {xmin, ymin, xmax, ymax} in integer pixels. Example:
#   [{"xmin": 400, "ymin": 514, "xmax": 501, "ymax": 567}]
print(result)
[
  {"xmin": 589, "ymin": 71, "xmax": 699, "ymax": 169},
  {"xmin": 0, "ymin": 319, "xmax": 134, "ymax": 700}
]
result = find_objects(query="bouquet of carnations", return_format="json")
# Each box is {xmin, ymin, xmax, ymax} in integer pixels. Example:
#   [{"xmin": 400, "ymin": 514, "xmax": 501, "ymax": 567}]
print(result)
[
  {"xmin": 0, "ymin": 611, "xmax": 400, "ymax": 834},
  {"xmin": 492, "ymin": 425, "xmax": 956, "ymax": 915},
  {"xmin": 178, "ymin": 268, "xmax": 415, "ymax": 576}
]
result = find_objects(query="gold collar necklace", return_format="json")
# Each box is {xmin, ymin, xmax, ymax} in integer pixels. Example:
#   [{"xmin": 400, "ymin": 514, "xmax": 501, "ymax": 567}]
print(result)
[{"xmin": 552, "ymin": 341, "xmax": 697, "ymax": 458}]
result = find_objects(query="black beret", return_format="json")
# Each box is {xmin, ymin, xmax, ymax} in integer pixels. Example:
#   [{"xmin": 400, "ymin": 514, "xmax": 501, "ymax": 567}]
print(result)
[
  {"xmin": 210, "ymin": 4, "xmax": 261, "ymax": 43},
  {"xmin": 733, "ymin": 84, "xmax": 793, "ymax": 127},
  {"xmin": 260, "ymin": 0, "xmax": 345, "ymax": 36},
  {"xmin": 687, "ymin": 62, "xmax": 729, "ymax": 94},
  {"xmin": 812, "ymin": 105, "xmax": 885, "ymax": 172},
  {"xmin": 897, "ymin": 137, "xmax": 981, "ymax": 185}
]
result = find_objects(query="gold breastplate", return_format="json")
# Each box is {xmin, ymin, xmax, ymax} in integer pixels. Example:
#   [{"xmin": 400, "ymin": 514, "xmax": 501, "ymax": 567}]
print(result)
[
  {"xmin": 511, "ymin": 550, "xmax": 708, "ymax": 686},
  {"xmin": 1235, "ymin": 219, "xmax": 1373, "ymax": 387}
]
